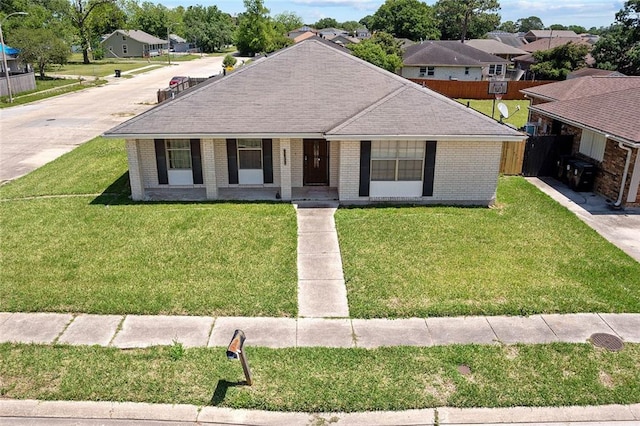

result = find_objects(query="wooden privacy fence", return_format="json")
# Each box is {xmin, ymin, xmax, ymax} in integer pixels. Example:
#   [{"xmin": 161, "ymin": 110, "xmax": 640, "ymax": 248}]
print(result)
[
  {"xmin": 157, "ymin": 77, "xmax": 209, "ymax": 103},
  {"xmin": 409, "ymin": 79, "xmax": 553, "ymax": 100},
  {"xmin": 500, "ymin": 141, "xmax": 526, "ymax": 175}
]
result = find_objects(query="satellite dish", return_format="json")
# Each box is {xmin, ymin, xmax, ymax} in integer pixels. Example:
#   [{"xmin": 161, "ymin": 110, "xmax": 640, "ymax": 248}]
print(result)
[{"xmin": 497, "ymin": 102, "xmax": 509, "ymax": 119}]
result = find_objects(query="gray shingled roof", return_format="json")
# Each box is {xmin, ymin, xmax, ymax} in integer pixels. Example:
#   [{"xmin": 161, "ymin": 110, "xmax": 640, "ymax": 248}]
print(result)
[
  {"xmin": 531, "ymin": 87, "xmax": 640, "ymax": 143},
  {"xmin": 110, "ymin": 30, "xmax": 167, "ymax": 45},
  {"xmin": 104, "ymin": 39, "xmax": 523, "ymax": 140},
  {"xmin": 403, "ymin": 41, "xmax": 509, "ymax": 66},
  {"xmin": 521, "ymin": 76, "xmax": 640, "ymax": 101},
  {"xmin": 464, "ymin": 39, "xmax": 527, "ymax": 56}
]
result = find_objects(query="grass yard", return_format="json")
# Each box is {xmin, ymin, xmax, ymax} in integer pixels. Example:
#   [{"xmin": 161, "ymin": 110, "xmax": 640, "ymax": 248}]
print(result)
[
  {"xmin": 336, "ymin": 177, "xmax": 640, "ymax": 318},
  {"xmin": 49, "ymin": 60, "xmax": 166, "ymax": 78},
  {"xmin": 1, "ymin": 343, "xmax": 639, "ymax": 411},
  {"xmin": 0, "ymin": 138, "xmax": 297, "ymax": 316},
  {"xmin": 1, "ymin": 78, "xmax": 107, "ymax": 108},
  {"xmin": 457, "ymin": 99, "xmax": 530, "ymax": 129}
]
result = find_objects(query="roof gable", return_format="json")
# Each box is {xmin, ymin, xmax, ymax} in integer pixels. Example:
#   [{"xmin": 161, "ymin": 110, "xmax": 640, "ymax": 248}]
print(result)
[{"xmin": 105, "ymin": 39, "xmax": 523, "ymax": 140}]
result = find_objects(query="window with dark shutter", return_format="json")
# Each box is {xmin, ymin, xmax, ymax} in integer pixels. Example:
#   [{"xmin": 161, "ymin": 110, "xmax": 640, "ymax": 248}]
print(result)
[
  {"xmin": 154, "ymin": 139, "xmax": 168, "ymax": 184},
  {"xmin": 226, "ymin": 139, "xmax": 239, "ymax": 184},
  {"xmin": 359, "ymin": 141, "xmax": 371, "ymax": 196},
  {"xmin": 422, "ymin": 141, "xmax": 437, "ymax": 196}
]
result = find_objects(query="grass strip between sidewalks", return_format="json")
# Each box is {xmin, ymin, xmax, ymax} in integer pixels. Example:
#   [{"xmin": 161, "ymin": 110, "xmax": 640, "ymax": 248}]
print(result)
[{"xmin": 1, "ymin": 343, "xmax": 639, "ymax": 412}]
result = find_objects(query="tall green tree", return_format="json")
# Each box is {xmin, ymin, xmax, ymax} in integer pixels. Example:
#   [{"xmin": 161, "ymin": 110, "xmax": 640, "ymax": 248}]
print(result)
[
  {"xmin": 341, "ymin": 20, "xmax": 361, "ymax": 34},
  {"xmin": 11, "ymin": 27, "xmax": 70, "ymax": 77},
  {"xmin": 498, "ymin": 20, "xmax": 517, "ymax": 33},
  {"xmin": 313, "ymin": 17, "xmax": 339, "ymax": 29},
  {"xmin": 235, "ymin": 0, "xmax": 275, "ymax": 56},
  {"xmin": 67, "ymin": 0, "xmax": 117, "ymax": 64},
  {"xmin": 593, "ymin": 0, "xmax": 640, "ymax": 75},
  {"xmin": 349, "ymin": 31, "xmax": 402, "ymax": 72},
  {"xmin": 183, "ymin": 5, "xmax": 234, "ymax": 53},
  {"xmin": 370, "ymin": 0, "xmax": 439, "ymax": 41},
  {"xmin": 273, "ymin": 11, "xmax": 303, "ymax": 32},
  {"xmin": 434, "ymin": 0, "xmax": 500, "ymax": 41},
  {"xmin": 131, "ymin": 1, "xmax": 170, "ymax": 39},
  {"xmin": 359, "ymin": 15, "xmax": 373, "ymax": 29},
  {"xmin": 530, "ymin": 42, "xmax": 590, "ymax": 80},
  {"xmin": 516, "ymin": 16, "xmax": 544, "ymax": 32}
]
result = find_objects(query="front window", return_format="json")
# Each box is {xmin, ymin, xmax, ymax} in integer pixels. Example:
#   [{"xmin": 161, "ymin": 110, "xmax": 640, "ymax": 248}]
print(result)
[
  {"xmin": 122, "ymin": 44, "xmax": 128, "ymax": 54},
  {"xmin": 371, "ymin": 141, "xmax": 424, "ymax": 181},
  {"xmin": 427, "ymin": 66, "xmax": 435, "ymax": 76},
  {"xmin": 489, "ymin": 64, "xmax": 503, "ymax": 75},
  {"xmin": 166, "ymin": 139, "xmax": 191, "ymax": 169},
  {"xmin": 238, "ymin": 139, "xmax": 262, "ymax": 169},
  {"xmin": 419, "ymin": 66, "xmax": 427, "ymax": 76}
]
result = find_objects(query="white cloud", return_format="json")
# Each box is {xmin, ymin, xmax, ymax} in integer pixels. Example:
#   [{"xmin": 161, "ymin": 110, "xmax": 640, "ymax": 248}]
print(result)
[{"xmin": 290, "ymin": 0, "xmax": 380, "ymax": 10}]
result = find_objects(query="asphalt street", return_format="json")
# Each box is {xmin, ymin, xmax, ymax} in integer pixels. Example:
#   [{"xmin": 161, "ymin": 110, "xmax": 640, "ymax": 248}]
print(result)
[{"xmin": 0, "ymin": 55, "xmax": 234, "ymax": 182}]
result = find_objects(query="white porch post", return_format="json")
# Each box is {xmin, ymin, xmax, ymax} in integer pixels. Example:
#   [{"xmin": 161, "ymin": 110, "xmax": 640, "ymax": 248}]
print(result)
[
  {"xmin": 280, "ymin": 138, "xmax": 292, "ymax": 200},
  {"xmin": 125, "ymin": 139, "xmax": 145, "ymax": 200},
  {"xmin": 202, "ymin": 139, "xmax": 218, "ymax": 199}
]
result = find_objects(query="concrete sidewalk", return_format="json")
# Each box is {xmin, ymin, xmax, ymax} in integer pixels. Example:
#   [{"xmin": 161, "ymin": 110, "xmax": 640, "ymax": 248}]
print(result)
[
  {"xmin": 1, "ymin": 312, "xmax": 639, "ymax": 348},
  {"xmin": 1, "ymin": 399, "xmax": 639, "ymax": 425}
]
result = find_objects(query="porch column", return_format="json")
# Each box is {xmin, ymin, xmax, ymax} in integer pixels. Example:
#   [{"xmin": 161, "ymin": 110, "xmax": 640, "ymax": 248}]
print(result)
[
  {"xmin": 280, "ymin": 138, "xmax": 292, "ymax": 200},
  {"xmin": 201, "ymin": 139, "xmax": 217, "ymax": 199},
  {"xmin": 125, "ymin": 139, "xmax": 145, "ymax": 201}
]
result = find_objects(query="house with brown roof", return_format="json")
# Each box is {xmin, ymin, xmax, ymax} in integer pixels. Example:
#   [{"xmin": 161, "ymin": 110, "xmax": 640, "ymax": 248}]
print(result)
[
  {"xmin": 522, "ymin": 77, "xmax": 640, "ymax": 208},
  {"xmin": 523, "ymin": 30, "xmax": 579, "ymax": 43},
  {"xmin": 402, "ymin": 41, "xmax": 511, "ymax": 81},
  {"xmin": 104, "ymin": 39, "xmax": 525, "ymax": 205}
]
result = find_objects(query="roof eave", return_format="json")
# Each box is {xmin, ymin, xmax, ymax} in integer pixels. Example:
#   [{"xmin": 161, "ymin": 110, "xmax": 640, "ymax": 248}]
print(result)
[
  {"xmin": 325, "ymin": 134, "xmax": 526, "ymax": 142},
  {"xmin": 529, "ymin": 106, "xmax": 640, "ymax": 147},
  {"xmin": 102, "ymin": 132, "xmax": 326, "ymax": 140}
]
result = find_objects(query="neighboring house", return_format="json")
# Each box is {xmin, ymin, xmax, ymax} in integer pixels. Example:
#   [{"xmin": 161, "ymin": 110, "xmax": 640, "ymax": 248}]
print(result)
[
  {"xmin": 325, "ymin": 34, "xmax": 360, "ymax": 46},
  {"xmin": 521, "ymin": 76, "xmax": 640, "ymax": 208},
  {"xmin": 169, "ymin": 34, "xmax": 193, "ymax": 53},
  {"xmin": 486, "ymin": 31, "xmax": 527, "ymax": 48},
  {"xmin": 515, "ymin": 38, "xmax": 593, "ymax": 79},
  {"xmin": 523, "ymin": 30, "xmax": 579, "ymax": 43},
  {"xmin": 0, "ymin": 43, "xmax": 36, "ymax": 97},
  {"xmin": 318, "ymin": 28, "xmax": 348, "ymax": 38},
  {"xmin": 287, "ymin": 26, "xmax": 317, "ymax": 39},
  {"xmin": 103, "ymin": 39, "xmax": 525, "ymax": 205},
  {"xmin": 355, "ymin": 28, "xmax": 371, "ymax": 39},
  {"xmin": 402, "ymin": 40, "xmax": 511, "ymax": 81},
  {"xmin": 293, "ymin": 31, "xmax": 317, "ymax": 44},
  {"xmin": 101, "ymin": 30, "xmax": 168, "ymax": 58},
  {"xmin": 464, "ymin": 39, "xmax": 527, "ymax": 61},
  {"xmin": 567, "ymin": 68, "xmax": 625, "ymax": 79}
]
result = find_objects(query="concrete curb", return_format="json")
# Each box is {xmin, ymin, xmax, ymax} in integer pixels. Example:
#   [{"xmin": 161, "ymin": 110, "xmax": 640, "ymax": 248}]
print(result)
[{"xmin": 1, "ymin": 400, "xmax": 639, "ymax": 425}]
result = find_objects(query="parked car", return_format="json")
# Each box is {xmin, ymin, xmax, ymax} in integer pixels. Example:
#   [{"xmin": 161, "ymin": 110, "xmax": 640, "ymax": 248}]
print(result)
[{"xmin": 169, "ymin": 76, "xmax": 188, "ymax": 86}]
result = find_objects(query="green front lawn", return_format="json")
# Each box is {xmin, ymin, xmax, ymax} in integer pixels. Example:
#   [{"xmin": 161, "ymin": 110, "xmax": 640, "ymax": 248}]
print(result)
[
  {"xmin": 336, "ymin": 177, "xmax": 640, "ymax": 318},
  {"xmin": 1, "ymin": 78, "xmax": 107, "ymax": 108},
  {"xmin": 1, "ymin": 343, "xmax": 638, "ymax": 411},
  {"xmin": 49, "ymin": 60, "xmax": 166, "ymax": 77},
  {"xmin": 0, "ymin": 138, "xmax": 297, "ymax": 316}
]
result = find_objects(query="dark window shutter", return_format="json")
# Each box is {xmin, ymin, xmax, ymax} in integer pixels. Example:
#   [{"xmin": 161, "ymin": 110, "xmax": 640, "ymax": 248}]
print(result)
[
  {"xmin": 226, "ymin": 139, "xmax": 238, "ymax": 184},
  {"xmin": 359, "ymin": 141, "xmax": 371, "ymax": 197},
  {"xmin": 262, "ymin": 139, "xmax": 273, "ymax": 184},
  {"xmin": 190, "ymin": 139, "xmax": 203, "ymax": 184},
  {"xmin": 422, "ymin": 141, "xmax": 437, "ymax": 196},
  {"xmin": 154, "ymin": 139, "xmax": 168, "ymax": 184}
]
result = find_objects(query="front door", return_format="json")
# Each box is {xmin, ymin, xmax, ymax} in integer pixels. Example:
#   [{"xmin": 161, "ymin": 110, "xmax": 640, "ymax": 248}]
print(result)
[{"xmin": 303, "ymin": 139, "xmax": 329, "ymax": 185}]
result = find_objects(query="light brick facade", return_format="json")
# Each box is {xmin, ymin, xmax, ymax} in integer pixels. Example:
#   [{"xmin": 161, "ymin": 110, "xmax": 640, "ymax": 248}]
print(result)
[{"xmin": 128, "ymin": 137, "xmax": 505, "ymax": 206}]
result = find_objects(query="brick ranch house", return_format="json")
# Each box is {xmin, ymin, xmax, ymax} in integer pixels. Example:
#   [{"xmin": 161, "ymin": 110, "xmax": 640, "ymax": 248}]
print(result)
[
  {"xmin": 104, "ymin": 39, "xmax": 525, "ymax": 205},
  {"xmin": 522, "ymin": 76, "xmax": 640, "ymax": 208}
]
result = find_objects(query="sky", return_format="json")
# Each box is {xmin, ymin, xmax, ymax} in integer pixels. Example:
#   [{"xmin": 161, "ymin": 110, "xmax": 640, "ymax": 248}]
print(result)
[{"xmin": 161, "ymin": 0, "xmax": 625, "ymax": 31}]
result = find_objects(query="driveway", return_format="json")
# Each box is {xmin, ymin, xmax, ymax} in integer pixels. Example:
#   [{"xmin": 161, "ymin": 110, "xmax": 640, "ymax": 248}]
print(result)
[
  {"xmin": 527, "ymin": 177, "xmax": 640, "ymax": 263},
  {"xmin": 0, "ymin": 55, "xmax": 240, "ymax": 183}
]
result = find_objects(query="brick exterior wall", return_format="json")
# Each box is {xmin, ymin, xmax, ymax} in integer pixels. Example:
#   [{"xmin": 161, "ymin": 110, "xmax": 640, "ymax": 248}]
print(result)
[
  {"xmin": 125, "ymin": 139, "xmax": 145, "ymax": 200},
  {"xmin": 290, "ymin": 138, "xmax": 303, "ymax": 187},
  {"xmin": 338, "ymin": 140, "xmax": 361, "ymax": 201},
  {"xmin": 138, "ymin": 139, "xmax": 159, "ymax": 187},
  {"xmin": 201, "ymin": 138, "xmax": 217, "ymax": 199},
  {"xmin": 214, "ymin": 138, "xmax": 229, "ymax": 187},
  {"xmin": 330, "ymin": 141, "xmax": 340, "ymax": 187}
]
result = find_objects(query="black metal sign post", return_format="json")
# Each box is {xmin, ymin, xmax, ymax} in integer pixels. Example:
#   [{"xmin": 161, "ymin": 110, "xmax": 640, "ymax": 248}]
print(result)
[{"xmin": 226, "ymin": 329, "xmax": 253, "ymax": 386}]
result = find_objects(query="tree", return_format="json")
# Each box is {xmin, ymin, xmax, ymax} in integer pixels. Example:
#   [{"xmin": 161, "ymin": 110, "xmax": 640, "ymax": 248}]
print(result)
[
  {"xmin": 593, "ymin": 1, "xmax": 640, "ymax": 75},
  {"xmin": 11, "ymin": 27, "xmax": 70, "ymax": 77},
  {"xmin": 273, "ymin": 11, "xmax": 303, "ymax": 32},
  {"xmin": 530, "ymin": 42, "xmax": 590, "ymax": 79},
  {"xmin": 341, "ymin": 20, "xmax": 361, "ymax": 34},
  {"xmin": 235, "ymin": 0, "xmax": 276, "ymax": 56},
  {"xmin": 359, "ymin": 15, "xmax": 373, "ymax": 29},
  {"xmin": 313, "ymin": 17, "xmax": 339, "ymax": 29},
  {"xmin": 183, "ymin": 5, "xmax": 234, "ymax": 53},
  {"xmin": 67, "ymin": 0, "xmax": 117, "ymax": 64},
  {"xmin": 222, "ymin": 53, "xmax": 237, "ymax": 68},
  {"xmin": 548, "ymin": 24, "xmax": 567, "ymax": 30},
  {"xmin": 349, "ymin": 31, "xmax": 402, "ymax": 72},
  {"xmin": 568, "ymin": 25, "xmax": 587, "ymax": 34},
  {"xmin": 434, "ymin": 0, "xmax": 500, "ymax": 41},
  {"xmin": 131, "ymin": 1, "xmax": 170, "ymax": 39},
  {"xmin": 498, "ymin": 20, "xmax": 517, "ymax": 33},
  {"xmin": 516, "ymin": 16, "xmax": 544, "ymax": 32},
  {"xmin": 370, "ymin": 0, "xmax": 440, "ymax": 41}
]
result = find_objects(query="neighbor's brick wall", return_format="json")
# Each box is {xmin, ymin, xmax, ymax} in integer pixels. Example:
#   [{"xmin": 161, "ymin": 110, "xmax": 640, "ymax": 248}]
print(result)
[
  {"xmin": 330, "ymin": 141, "xmax": 340, "ymax": 187},
  {"xmin": 594, "ymin": 139, "xmax": 640, "ymax": 207},
  {"xmin": 433, "ymin": 141, "xmax": 502, "ymax": 203},
  {"xmin": 291, "ymin": 138, "xmax": 303, "ymax": 187}
]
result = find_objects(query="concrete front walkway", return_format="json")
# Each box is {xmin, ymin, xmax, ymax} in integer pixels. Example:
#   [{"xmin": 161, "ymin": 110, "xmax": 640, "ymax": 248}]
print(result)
[
  {"xmin": 1, "ymin": 312, "xmax": 639, "ymax": 348},
  {"xmin": 295, "ymin": 202, "xmax": 350, "ymax": 318}
]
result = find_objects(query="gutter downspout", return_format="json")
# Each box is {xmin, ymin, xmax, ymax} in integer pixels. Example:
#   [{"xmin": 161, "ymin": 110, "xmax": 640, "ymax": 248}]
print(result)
[{"xmin": 614, "ymin": 142, "xmax": 634, "ymax": 208}]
